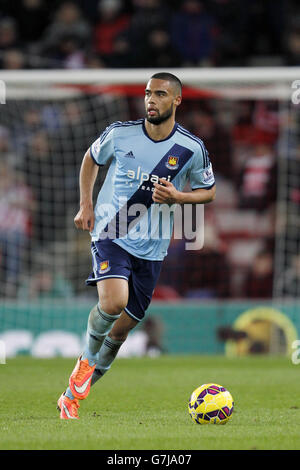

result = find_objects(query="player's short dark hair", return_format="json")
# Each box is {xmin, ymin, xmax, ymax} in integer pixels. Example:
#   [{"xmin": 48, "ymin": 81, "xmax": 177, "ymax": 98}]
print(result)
[{"xmin": 150, "ymin": 72, "xmax": 182, "ymax": 96}]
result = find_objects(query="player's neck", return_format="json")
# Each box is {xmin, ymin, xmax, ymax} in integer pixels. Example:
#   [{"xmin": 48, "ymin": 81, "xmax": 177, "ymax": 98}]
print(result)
[{"xmin": 144, "ymin": 117, "xmax": 176, "ymax": 142}]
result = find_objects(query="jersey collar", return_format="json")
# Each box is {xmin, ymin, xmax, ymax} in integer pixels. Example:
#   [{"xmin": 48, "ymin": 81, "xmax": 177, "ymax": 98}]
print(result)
[{"xmin": 142, "ymin": 119, "xmax": 178, "ymax": 143}]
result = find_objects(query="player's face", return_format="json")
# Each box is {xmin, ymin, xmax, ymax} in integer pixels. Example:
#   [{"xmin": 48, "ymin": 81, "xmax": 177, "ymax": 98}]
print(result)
[{"xmin": 144, "ymin": 79, "xmax": 181, "ymax": 125}]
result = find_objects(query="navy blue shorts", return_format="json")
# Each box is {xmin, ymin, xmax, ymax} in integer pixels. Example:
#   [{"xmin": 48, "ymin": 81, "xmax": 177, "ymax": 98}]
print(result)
[{"xmin": 86, "ymin": 239, "xmax": 162, "ymax": 322}]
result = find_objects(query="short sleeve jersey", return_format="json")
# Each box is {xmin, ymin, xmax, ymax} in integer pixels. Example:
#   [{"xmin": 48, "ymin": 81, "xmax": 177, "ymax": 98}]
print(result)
[{"xmin": 89, "ymin": 119, "xmax": 215, "ymax": 261}]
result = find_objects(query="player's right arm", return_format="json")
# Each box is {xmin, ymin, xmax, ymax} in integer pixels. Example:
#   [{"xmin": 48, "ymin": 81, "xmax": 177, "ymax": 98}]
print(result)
[
  {"xmin": 75, "ymin": 123, "xmax": 116, "ymax": 231},
  {"xmin": 74, "ymin": 148, "xmax": 99, "ymax": 231}
]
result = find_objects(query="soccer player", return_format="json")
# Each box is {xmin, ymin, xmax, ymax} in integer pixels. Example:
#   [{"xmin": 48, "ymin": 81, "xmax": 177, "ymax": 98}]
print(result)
[{"xmin": 57, "ymin": 72, "xmax": 216, "ymax": 419}]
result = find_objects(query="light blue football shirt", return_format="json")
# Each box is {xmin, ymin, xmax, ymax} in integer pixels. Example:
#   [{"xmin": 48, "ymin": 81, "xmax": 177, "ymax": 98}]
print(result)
[{"xmin": 89, "ymin": 119, "xmax": 215, "ymax": 261}]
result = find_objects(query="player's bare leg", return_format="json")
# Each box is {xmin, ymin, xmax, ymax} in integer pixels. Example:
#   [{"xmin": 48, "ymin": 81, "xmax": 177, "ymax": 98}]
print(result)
[
  {"xmin": 96, "ymin": 278, "xmax": 129, "ymax": 316},
  {"xmin": 109, "ymin": 310, "xmax": 138, "ymax": 342}
]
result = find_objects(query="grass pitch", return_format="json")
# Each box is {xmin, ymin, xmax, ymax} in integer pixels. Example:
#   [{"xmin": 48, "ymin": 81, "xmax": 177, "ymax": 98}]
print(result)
[{"xmin": 0, "ymin": 355, "xmax": 299, "ymax": 450}]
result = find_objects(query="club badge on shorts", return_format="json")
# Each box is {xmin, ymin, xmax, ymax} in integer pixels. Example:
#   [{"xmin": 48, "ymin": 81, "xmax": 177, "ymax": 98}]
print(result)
[
  {"xmin": 100, "ymin": 260, "xmax": 110, "ymax": 274},
  {"xmin": 166, "ymin": 155, "xmax": 179, "ymax": 170}
]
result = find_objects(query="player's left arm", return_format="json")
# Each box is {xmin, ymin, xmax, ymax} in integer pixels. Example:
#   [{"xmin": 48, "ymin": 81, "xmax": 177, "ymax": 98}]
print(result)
[{"xmin": 152, "ymin": 179, "xmax": 216, "ymax": 204}]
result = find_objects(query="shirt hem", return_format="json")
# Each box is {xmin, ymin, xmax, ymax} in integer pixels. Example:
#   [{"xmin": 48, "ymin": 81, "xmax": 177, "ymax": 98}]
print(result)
[{"xmin": 91, "ymin": 236, "xmax": 165, "ymax": 261}]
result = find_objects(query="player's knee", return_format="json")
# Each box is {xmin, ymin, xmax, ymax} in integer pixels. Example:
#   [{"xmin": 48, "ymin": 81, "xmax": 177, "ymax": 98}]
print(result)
[{"xmin": 99, "ymin": 297, "xmax": 127, "ymax": 316}]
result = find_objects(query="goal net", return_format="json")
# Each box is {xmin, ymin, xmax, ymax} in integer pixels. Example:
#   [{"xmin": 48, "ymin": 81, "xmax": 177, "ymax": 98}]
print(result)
[{"xmin": 0, "ymin": 67, "xmax": 299, "ymax": 357}]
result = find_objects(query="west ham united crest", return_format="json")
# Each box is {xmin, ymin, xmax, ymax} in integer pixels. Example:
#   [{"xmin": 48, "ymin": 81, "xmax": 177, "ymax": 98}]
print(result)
[
  {"xmin": 165, "ymin": 155, "xmax": 179, "ymax": 170},
  {"xmin": 100, "ymin": 260, "xmax": 110, "ymax": 274}
]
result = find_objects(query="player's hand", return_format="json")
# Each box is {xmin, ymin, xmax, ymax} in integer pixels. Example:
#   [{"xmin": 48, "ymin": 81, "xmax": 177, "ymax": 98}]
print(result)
[
  {"xmin": 74, "ymin": 204, "xmax": 95, "ymax": 231},
  {"xmin": 152, "ymin": 178, "xmax": 181, "ymax": 204}
]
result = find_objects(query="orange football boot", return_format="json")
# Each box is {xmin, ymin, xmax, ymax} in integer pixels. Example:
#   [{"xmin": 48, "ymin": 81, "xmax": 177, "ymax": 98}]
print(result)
[
  {"xmin": 57, "ymin": 392, "xmax": 80, "ymax": 419},
  {"xmin": 69, "ymin": 355, "xmax": 96, "ymax": 400}
]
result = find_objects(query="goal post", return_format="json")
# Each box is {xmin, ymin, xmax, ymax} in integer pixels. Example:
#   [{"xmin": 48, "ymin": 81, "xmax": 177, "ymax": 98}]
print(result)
[
  {"xmin": 0, "ymin": 66, "xmax": 300, "ymax": 357},
  {"xmin": 2, "ymin": 66, "xmax": 300, "ymax": 82},
  {"xmin": 2, "ymin": 67, "xmax": 300, "ymax": 103}
]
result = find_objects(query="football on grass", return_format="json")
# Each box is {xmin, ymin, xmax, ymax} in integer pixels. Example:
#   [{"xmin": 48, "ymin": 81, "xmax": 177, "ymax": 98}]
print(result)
[{"xmin": 188, "ymin": 383, "xmax": 234, "ymax": 424}]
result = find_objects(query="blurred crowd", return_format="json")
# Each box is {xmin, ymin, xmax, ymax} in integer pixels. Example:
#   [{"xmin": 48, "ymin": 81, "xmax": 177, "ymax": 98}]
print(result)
[
  {"xmin": 0, "ymin": 0, "xmax": 299, "ymax": 70},
  {"xmin": 156, "ymin": 97, "xmax": 280, "ymax": 301}
]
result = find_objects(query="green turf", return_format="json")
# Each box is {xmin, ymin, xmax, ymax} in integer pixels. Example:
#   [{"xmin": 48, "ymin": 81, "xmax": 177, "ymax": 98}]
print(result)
[{"xmin": 0, "ymin": 355, "xmax": 299, "ymax": 450}]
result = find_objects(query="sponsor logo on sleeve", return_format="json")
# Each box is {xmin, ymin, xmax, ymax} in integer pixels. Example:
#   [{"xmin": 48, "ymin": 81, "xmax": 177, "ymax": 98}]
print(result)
[{"xmin": 202, "ymin": 164, "xmax": 215, "ymax": 185}]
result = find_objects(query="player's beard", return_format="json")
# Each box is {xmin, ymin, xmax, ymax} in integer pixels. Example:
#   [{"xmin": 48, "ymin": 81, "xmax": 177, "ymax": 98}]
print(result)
[{"xmin": 146, "ymin": 103, "xmax": 174, "ymax": 125}]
